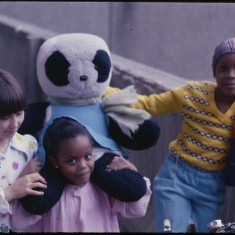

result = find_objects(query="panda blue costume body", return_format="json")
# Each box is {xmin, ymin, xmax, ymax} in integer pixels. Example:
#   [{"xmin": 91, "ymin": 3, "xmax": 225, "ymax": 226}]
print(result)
[{"xmin": 19, "ymin": 33, "xmax": 160, "ymax": 215}]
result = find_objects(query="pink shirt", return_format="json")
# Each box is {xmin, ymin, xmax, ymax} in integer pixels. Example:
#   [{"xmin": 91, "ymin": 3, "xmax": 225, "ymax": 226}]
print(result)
[{"xmin": 12, "ymin": 177, "xmax": 151, "ymax": 232}]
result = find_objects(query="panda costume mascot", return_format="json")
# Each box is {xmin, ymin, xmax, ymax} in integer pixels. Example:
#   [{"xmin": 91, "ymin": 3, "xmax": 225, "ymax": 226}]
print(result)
[{"xmin": 19, "ymin": 33, "xmax": 160, "ymax": 215}]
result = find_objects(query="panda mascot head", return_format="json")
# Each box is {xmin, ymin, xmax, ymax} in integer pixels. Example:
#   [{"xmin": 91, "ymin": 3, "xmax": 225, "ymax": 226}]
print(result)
[{"xmin": 37, "ymin": 33, "xmax": 112, "ymax": 100}]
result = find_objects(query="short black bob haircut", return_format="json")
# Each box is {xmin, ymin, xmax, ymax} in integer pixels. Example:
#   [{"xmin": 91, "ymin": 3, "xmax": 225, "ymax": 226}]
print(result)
[{"xmin": 0, "ymin": 69, "xmax": 26, "ymax": 117}]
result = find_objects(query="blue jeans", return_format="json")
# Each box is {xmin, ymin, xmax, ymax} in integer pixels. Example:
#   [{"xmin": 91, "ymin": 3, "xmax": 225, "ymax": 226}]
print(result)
[{"xmin": 153, "ymin": 154, "xmax": 225, "ymax": 233}]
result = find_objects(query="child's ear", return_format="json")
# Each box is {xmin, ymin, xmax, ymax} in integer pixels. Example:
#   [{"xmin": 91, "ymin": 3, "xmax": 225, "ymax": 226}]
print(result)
[{"xmin": 49, "ymin": 156, "xmax": 59, "ymax": 169}]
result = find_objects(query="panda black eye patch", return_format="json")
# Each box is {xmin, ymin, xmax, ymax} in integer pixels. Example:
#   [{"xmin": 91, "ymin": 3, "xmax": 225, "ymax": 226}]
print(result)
[
  {"xmin": 45, "ymin": 51, "xmax": 71, "ymax": 86},
  {"xmin": 92, "ymin": 50, "xmax": 111, "ymax": 83}
]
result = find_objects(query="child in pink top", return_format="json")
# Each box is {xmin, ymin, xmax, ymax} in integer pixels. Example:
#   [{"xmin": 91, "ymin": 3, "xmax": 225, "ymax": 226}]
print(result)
[{"xmin": 12, "ymin": 117, "xmax": 152, "ymax": 232}]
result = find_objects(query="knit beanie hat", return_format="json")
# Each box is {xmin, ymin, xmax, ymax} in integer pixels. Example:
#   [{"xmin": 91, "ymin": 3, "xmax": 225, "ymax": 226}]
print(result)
[{"xmin": 212, "ymin": 37, "xmax": 235, "ymax": 76}]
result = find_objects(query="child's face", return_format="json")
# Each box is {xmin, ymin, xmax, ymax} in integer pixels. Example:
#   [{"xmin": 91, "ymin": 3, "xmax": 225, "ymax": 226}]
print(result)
[
  {"xmin": 0, "ymin": 111, "xmax": 24, "ymax": 140},
  {"xmin": 52, "ymin": 135, "xmax": 94, "ymax": 187},
  {"xmin": 215, "ymin": 54, "xmax": 235, "ymax": 97}
]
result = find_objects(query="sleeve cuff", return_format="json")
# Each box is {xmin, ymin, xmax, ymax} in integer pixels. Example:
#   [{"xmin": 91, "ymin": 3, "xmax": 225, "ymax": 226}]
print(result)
[{"xmin": 0, "ymin": 187, "xmax": 10, "ymax": 214}]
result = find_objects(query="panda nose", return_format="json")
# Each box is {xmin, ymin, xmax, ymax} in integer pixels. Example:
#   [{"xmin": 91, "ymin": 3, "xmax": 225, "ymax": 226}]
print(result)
[{"xmin": 80, "ymin": 75, "xmax": 88, "ymax": 81}]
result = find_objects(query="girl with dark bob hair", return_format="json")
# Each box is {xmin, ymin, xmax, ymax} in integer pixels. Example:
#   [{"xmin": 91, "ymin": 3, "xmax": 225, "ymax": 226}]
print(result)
[{"xmin": 0, "ymin": 69, "xmax": 46, "ymax": 233}]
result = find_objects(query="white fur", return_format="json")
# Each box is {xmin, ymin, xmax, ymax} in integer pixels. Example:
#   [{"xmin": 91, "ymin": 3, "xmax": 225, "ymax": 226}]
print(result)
[{"xmin": 37, "ymin": 33, "xmax": 112, "ymax": 99}]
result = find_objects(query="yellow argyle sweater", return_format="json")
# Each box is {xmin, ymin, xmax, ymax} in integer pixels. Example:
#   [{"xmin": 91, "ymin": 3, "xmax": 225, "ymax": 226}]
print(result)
[{"xmin": 106, "ymin": 81, "xmax": 235, "ymax": 172}]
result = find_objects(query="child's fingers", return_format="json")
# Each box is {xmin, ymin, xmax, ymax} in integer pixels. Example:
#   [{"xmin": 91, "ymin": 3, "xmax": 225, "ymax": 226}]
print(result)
[
  {"xmin": 27, "ymin": 172, "xmax": 47, "ymax": 184},
  {"xmin": 106, "ymin": 156, "xmax": 137, "ymax": 171},
  {"xmin": 28, "ymin": 188, "xmax": 45, "ymax": 196},
  {"xmin": 31, "ymin": 181, "xmax": 47, "ymax": 190},
  {"xmin": 32, "ymin": 156, "xmax": 42, "ymax": 167},
  {"xmin": 29, "ymin": 157, "xmax": 43, "ymax": 172}
]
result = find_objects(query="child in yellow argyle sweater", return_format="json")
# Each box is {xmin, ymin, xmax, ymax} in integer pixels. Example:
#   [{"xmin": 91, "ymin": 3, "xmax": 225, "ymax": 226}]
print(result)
[{"xmin": 106, "ymin": 37, "xmax": 235, "ymax": 232}]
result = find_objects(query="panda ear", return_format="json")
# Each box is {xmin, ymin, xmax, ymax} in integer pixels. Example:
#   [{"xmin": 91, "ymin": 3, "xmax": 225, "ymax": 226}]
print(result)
[
  {"xmin": 92, "ymin": 50, "xmax": 111, "ymax": 83},
  {"xmin": 45, "ymin": 51, "xmax": 71, "ymax": 86}
]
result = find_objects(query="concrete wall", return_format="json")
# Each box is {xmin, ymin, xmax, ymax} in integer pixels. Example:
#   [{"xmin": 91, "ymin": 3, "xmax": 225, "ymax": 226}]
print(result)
[
  {"xmin": 0, "ymin": 8, "xmax": 235, "ymax": 232},
  {"xmin": 0, "ymin": 13, "xmax": 186, "ymax": 232},
  {"xmin": 0, "ymin": 2, "xmax": 235, "ymax": 82}
]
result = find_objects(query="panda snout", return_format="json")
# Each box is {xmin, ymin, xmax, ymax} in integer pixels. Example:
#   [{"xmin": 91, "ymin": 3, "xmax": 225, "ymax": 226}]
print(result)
[{"xmin": 80, "ymin": 75, "xmax": 88, "ymax": 81}]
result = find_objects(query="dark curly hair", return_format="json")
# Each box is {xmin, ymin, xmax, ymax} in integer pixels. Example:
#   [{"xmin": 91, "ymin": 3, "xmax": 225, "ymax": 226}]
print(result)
[{"xmin": 43, "ymin": 117, "xmax": 93, "ymax": 159}]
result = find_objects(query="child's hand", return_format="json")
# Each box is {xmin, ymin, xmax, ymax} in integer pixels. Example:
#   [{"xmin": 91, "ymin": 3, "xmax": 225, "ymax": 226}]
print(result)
[
  {"xmin": 4, "ymin": 172, "xmax": 47, "ymax": 202},
  {"xmin": 18, "ymin": 157, "xmax": 41, "ymax": 178},
  {"xmin": 106, "ymin": 156, "xmax": 138, "ymax": 172}
]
